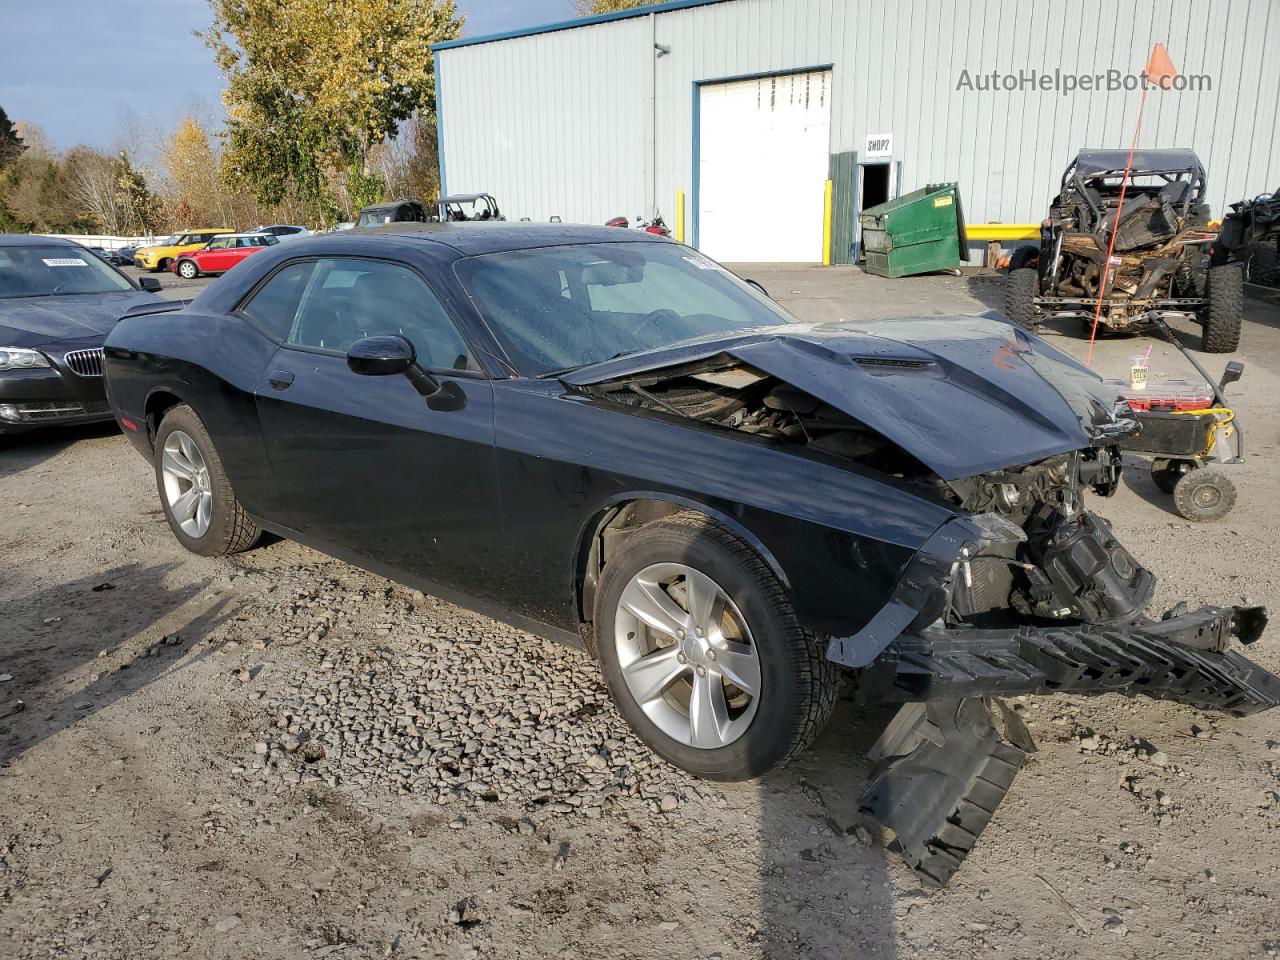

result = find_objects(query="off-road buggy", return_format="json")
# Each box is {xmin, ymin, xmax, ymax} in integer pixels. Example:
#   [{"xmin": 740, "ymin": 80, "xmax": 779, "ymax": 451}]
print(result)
[
  {"xmin": 1006, "ymin": 149, "xmax": 1243, "ymax": 352},
  {"xmin": 1211, "ymin": 186, "xmax": 1280, "ymax": 286}
]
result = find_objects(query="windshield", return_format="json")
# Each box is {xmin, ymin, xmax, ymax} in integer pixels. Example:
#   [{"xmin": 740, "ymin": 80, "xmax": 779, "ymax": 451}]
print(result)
[
  {"xmin": 357, "ymin": 211, "xmax": 391, "ymax": 228},
  {"xmin": 0, "ymin": 245, "xmax": 134, "ymax": 299},
  {"xmin": 456, "ymin": 242, "xmax": 795, "ymax": 376}
]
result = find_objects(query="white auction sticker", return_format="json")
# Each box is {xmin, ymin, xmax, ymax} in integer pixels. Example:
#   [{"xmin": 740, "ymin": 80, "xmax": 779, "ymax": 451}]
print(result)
[
  {"xmin": 42, "ymin": 257, "xmax": 88, "ymax": 267},
  {"xmin": 682, "ymin": 254, "xmax": 721, "ymax": 270}
]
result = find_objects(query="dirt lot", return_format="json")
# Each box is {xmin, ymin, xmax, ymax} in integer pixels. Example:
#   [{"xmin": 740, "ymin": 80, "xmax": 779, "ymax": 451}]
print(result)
[{"xmin": 2, "ymin": 266, "xmax": 1279, "ymax": 960}]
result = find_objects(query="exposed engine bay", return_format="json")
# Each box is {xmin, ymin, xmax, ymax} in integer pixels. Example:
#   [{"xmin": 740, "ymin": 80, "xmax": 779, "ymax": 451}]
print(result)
[{"xmin": 582, "ymin": 357, "xmax": 1147, "ymax": 634}]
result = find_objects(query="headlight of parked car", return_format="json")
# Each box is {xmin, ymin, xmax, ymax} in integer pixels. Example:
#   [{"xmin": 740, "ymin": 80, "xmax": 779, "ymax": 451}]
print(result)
[{"xmin": 0, "ymin": 347, "xmax": 51, "ymax": 371}]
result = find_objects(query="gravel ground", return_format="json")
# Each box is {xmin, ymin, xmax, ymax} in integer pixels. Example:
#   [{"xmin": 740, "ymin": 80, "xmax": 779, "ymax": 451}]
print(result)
[{"xmin": 1, "ymin": 265, "xmax": 1278, "ymax": 960}]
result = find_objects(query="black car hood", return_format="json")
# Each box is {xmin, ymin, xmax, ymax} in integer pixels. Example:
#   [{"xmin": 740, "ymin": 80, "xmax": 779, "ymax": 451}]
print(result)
[
  {"xmin": 0, "ymin": 291, "xmax": 163, "ymax": 348},
  {"xmin": 563, "ymin": 316, "xmax": 1134, "ymax": 481}
]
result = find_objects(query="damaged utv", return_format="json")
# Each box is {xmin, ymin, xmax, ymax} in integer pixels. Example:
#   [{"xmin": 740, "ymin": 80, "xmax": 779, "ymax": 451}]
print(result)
[
  {"xmin": 1007, "ymin": 148, "xmax": 1242, "ymax": 352},
  {"xmin": 102, "ymin": 227, "xmax": 1277, "ymax": 888}
]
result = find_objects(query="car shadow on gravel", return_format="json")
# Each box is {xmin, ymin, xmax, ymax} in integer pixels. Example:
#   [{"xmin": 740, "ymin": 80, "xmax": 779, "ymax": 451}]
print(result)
[
  {"xmin": 0, "ymin": 560, "xmax": 234, "ymax": 768},
  {"xmin": 0, "ymin": 421, "xmax": 123, "ymax": 480},
  {"xmin": 756, "ymin": 696, "xmax": 901, "ymax": 957}
]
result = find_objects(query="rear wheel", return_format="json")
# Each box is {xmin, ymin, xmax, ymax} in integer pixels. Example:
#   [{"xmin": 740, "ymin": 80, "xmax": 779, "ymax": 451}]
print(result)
[
  {"xmin": 154, "ymin": 404, "xmax": 261, "ymax": 556},
  {"xmin": 1172, "ymin": 468, "xmax": 1236, "ymax": 521},
  {"xmin": 1248, "ymin": 240, "xmax": 1279, "ymax": 286},
  {"xmin": 593, "ymin": 512, "xmax": 839, "ymax": 781},
  {"xmin": 1005, "ymin": 268, "xmax": 1039, "ymax": 331},
  {"xmin": 1201, "ymin": 264, "xmax": 1243, "ymax": 353}
]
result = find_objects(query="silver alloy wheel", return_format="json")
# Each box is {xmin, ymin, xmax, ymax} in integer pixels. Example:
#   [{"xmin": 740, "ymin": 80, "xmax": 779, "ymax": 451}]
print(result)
[
  {"xmin": 178, "ymin": 260, "xmax": 197, "ymax": 278},
  {"xmin": 614, "ymin": 562, "xmax": 762, "ymax": 749},
  {"xmin": 161, "ymin": 429, "xmax": 213, "ymax": 538}
]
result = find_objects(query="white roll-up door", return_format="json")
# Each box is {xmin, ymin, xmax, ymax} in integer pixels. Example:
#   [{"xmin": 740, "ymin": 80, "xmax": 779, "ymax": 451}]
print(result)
[{"xmin": 697, "ymin": 70, "xmax": 832, "ymax": 263}]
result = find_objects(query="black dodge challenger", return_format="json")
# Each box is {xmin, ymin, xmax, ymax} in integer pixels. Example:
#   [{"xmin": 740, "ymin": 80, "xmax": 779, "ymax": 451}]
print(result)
[
  {"xmin": 0, "ymin": 234, "xmax": 163, "ymax": 434},
  {"xmin": 102, "ymin": 224, "xmax": 1278, "ymax": 885}
]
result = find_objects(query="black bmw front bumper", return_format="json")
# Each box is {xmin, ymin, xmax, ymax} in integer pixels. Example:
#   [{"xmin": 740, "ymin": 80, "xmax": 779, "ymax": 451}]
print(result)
[{"xmin": 0, "ymin": 340, "xmax": 112, "ymax": 435}]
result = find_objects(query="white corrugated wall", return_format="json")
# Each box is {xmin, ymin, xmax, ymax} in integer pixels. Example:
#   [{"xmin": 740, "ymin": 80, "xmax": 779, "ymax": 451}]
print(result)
[{"xmin": 437, "ymin": 0, "xmax": 1280, "ymax": 249}]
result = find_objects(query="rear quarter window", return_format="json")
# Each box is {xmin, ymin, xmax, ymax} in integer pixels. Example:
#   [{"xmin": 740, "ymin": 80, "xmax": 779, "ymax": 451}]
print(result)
[{"xmin": 239, "ymin": 261, "xmax": 316, "ymax": 341}]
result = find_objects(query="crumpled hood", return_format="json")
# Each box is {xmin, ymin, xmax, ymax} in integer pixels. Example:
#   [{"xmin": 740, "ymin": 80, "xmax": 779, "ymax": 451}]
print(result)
[
  {"xmin": 0, "ymin": 291, "xmax": 162, "ymax": 348},
  {"xmin": 564, "ymin": 315, "xmax": 1134, "ymax": 481}
]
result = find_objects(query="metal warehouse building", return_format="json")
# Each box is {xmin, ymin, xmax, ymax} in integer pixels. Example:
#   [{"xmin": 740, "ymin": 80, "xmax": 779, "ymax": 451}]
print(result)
[{"xmin": 433, "ymin": 0, "xmax": 1280, "ymax": 263}]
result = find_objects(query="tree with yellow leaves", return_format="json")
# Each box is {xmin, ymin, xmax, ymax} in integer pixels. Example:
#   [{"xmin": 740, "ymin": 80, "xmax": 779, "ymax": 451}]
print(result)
[{"xmin": 203, "ymin": 0, "xmax": 462, "ymax": 223}]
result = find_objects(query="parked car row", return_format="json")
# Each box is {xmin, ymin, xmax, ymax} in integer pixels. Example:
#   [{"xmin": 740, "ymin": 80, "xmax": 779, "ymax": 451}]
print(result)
[{"xmin": 132, "ymin": 225, "xmax": 307, "ymax": 272}]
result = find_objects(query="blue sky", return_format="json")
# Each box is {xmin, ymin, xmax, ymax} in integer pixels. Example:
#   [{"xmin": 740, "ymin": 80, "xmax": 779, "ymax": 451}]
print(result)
[{"xmin": 0, "ymin": 0, "xmax": 574, "ymax": 151}]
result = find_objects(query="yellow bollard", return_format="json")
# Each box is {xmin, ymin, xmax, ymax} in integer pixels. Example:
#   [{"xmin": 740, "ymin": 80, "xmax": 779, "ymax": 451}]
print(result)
[
  {"xmin": 822, "ymin": 179, "xmax": 833, "ymax": 266},
  {"xmin": 675, "ymin": 190, "xmax": 685, "ymax": 244}
]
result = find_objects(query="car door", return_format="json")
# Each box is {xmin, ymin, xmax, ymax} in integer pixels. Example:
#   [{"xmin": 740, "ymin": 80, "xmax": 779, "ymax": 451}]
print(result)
[
  {"xmin": 250, "ymin": 255, "xmax": 503, "ymax": 597},
  {"xmin": 200, "ymin": 238, "xmax": 234, "ymax": 272}
]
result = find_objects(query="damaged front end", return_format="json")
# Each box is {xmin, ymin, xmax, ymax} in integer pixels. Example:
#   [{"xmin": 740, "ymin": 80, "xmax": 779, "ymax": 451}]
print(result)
[
  {"xmin": 840, "ymin": 456, "xmax": 1275, "ymax": 886},
  {"xmin": 564, "ymin": 318, "xmax": 1276, "ymax": 885}
]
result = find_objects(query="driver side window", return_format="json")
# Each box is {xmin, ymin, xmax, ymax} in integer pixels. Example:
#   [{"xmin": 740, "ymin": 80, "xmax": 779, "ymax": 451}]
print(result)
[{"xmin": 287, "ymin": 258, "xmax": 475, "ymax": 371}]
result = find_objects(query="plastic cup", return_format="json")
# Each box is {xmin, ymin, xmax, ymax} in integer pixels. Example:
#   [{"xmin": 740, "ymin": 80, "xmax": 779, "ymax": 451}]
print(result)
[{"xmin": 1129, "ymin": 355, "xmax": 1149, "ymax": 391}]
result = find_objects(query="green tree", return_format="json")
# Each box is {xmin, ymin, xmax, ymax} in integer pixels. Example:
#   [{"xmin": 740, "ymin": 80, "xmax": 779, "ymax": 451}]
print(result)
[
  {"xmin": 576, "ymin": 0, "xmax": 650, "ymax": 14},
  {"xmin": 0, "ymin": 105, "xmax": 25, "ymax": 170},
  {"xmin": 203, "ymin": 0, "xmax": 463, "ymax": 221}
]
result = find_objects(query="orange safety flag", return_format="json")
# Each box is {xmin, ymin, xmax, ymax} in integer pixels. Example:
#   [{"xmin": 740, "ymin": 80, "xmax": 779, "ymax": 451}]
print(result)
[{"xmin": 1144, "ymin": 43, "xmax": 1179, "ymax": 90}]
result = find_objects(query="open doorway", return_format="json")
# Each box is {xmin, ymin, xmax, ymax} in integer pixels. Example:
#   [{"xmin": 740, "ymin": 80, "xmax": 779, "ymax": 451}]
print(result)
[{"xmin": 856, "ymin": 161, "xmax": 895, "ymax": 260}]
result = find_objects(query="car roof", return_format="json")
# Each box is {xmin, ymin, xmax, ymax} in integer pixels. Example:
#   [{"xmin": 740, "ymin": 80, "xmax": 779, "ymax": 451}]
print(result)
[
  {"xmin": 439, "ymin": 194, "xmax": 494, "ymax": 203},
  {"xmin": 204, "ymin": 233, "xmax": 268, "ymax": 239},
  {"xmin": 363, "ymin": 221, "xmax": 670, "ymax": 255},
  {"xmin": 175, "ymin": 227, "xmax": 235, "ymax": 234},
  {"xmin": 1074, "ymin": 148, "xmax": 1202, "ymax": 175},
  {"xmin": 0, "ymin": 233, "xmax": 82, "ymax": 247}
]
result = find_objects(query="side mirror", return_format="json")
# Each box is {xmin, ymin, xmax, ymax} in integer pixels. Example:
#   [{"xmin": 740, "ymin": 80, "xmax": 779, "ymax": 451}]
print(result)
[
  {"xmin": 745, "ymin": 279, "xmax": 770, "ymax": 298},
  {"xmin": 138, "ymin": 276, "xmax": 162, "ymax": 292},
  {"xmin": 1219, "ymin": 360, "xmax": 1244, "ymax": 389},
  {"xmin": 346, "ymin": 335, "xmax": 441, "ymax": 397}
]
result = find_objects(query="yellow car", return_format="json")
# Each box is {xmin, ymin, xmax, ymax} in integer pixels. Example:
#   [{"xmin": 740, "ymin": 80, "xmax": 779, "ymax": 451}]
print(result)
[{"xmin": 134, "ymin": 229, "xmax": 234, "ymax": 272}]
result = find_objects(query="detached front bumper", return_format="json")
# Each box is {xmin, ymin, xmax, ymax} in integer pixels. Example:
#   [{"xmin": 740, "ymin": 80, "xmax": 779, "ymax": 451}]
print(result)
[
  {"xmin": 852, "ymin": 604, "xmax": 1276, "ymax": 886},
  {"xmin": 859, "ymin": 603, "xmax": 1277, "ymax": 716}
]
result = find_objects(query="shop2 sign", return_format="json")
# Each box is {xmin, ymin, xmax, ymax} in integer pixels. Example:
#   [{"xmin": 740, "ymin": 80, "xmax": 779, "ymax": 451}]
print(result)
[{"xmin": 865, "ymin": 133, "xmax": 893, "ymax": 159}]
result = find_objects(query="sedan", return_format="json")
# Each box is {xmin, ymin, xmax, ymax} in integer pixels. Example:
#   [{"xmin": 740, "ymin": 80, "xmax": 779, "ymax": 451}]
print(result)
[
  {"xmin": 251, "ymin": 224, "xmax": 311, "ymax": 241},
  {"xmin": 172, "ymin": 233, "xmax": 278, "ymax": 279},
  {"xmin": 102, "ymin": 225, "xmax": 1277, "ymax": 885},
  {"xmin": 0, "ymin": 234, "xmax": 163, "ymax": 435}
]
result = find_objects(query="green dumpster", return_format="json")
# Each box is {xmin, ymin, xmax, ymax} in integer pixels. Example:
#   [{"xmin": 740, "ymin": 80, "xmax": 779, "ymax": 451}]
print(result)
[{"xmin": 859, "ymin": 182, "xmax": 969, "ymax": 278}]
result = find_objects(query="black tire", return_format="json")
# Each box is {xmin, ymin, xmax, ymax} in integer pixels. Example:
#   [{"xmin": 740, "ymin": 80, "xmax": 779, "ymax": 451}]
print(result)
[
  {"xmin": 1248, "ymin": 240, "xmax": 1279, "ymax": 286},
  {"xmin": 1005, "ymin": 268, "xmax": 1039, "ymax": 331},
  {"xmin": 1172, "ymin": 468, "xmax": 1236, "ymax": 522},
  {"xmin": 1201, "ymin": 264, "xmax": 1243, "ymax": 353},
  {"xmin": 1006, "ymin": 245, "xmax": 1039, "ymax": 272},
  {"xmin": 154, "ymin": 258, "xmax": 171, "ymax": 273},
  {"xmin": 176, "ymin": 259, "xmax": 200, "ymax": 279},
  {"xmin": 1151, "ymin": 457, "xmax": 1194, "ymax": 495},
  {"xmin": 592, "ymin": 511, "xmax": 839, "ymax": 781},
  {"xmin": 154, "ymin": 404, "xmax": 261, "ymax": 556}
]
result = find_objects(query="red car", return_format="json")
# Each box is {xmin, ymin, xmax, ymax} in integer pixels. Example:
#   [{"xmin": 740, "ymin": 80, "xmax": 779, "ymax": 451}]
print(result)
[{"xmin": 171, "ymin": 233, "xmax": 278, "ymax": 279}]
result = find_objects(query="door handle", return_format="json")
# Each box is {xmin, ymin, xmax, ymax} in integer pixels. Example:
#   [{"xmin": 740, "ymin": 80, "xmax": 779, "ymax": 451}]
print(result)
[{"xmin": 267, "ymin": 370, "xmax": 294, "ymax": 390}]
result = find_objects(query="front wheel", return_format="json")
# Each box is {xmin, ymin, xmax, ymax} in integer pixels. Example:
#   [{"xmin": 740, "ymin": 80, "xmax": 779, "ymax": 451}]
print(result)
[
  {"xmin": 593, "ymin": 512, "xmax": 839, "ymax": 781},
  {"xmin": 176, "ymin": 259, "xmax": 200, "ymax": 279},
  {"xmin": 1004, "ymin": 268, "xmax": 1039, "ymax": 331},
  {"xmin": 154, "ymin": 404, "xmax": 261, "ymax": 556},
  {"xmin": 1201, "ymin": 264, "xmax": 1243, "ymax": 353}
]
